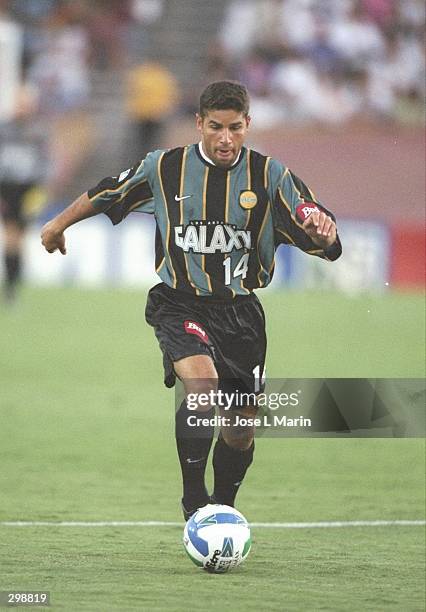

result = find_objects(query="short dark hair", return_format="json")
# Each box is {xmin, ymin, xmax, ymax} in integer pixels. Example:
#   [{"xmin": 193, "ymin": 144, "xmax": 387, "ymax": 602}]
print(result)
[{"xmin": 199, "ymin": 81, "xmax": 250, "ymax": 118}]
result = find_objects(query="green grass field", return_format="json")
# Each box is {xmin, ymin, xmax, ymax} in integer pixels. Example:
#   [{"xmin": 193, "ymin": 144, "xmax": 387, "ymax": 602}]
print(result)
[{"xmin": 0, "ymin": 287, "xmax": 425, "ymax": 611}]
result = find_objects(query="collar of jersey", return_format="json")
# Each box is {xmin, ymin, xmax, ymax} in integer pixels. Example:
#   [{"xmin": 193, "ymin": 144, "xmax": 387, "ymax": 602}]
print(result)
[{"xmin": 195, "ymin": 142, "xmax": 245, "ymax": 170}]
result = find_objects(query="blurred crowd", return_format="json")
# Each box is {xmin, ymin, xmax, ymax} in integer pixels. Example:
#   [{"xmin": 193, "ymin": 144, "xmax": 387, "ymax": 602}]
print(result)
[
  {"xmin": 0, "ymin": 0, "xmax": 169, "ymax": 199},
  {"xmin": 1, "ymin": 0, "xmax": 424, "ymax": 128},
  {"xmin": 212, "ymin": 0, "xmax": 425, "ymax": 126},
  {"xmin": 0, "ymin": 0, "xmax": 166, "ymax": 116}
]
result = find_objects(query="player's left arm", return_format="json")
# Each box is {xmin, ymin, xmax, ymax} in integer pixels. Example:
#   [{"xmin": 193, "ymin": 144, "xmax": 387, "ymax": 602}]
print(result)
[{"xmin": 272, "ymin": 166, "xmax": 342, "ymax": 261}]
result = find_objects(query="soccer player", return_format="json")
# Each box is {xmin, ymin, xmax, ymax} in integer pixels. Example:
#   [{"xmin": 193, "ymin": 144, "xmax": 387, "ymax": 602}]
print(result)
[
  {"xmin": 1, "ymin": 86, "xmax": 48, "ymax": 303},
  {"xmin": 41, "ymin": 81, "xmax": 341, "ymax": 520}
]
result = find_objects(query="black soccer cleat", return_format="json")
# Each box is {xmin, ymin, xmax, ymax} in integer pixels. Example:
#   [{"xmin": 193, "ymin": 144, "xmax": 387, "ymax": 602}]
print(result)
[
  {"xmin": 209, "ymin": 494, "xmax": 233, "ymax": 507},
  {"xmin": 181, "ymin": 500, "xmax": 195, "ymax": 522},
  {"xmin": 181, "ymin": 497, "xmax": 210, "ymax": 521}
]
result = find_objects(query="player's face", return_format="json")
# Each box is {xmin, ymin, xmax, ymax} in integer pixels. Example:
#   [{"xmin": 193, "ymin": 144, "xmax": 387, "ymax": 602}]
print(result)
[{"xmin": 196, "ymin": 109, "xmax": 251, "ymax": 168}]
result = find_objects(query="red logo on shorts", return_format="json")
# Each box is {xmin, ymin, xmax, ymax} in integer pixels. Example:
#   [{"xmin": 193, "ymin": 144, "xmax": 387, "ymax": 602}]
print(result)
[
  {"xmin": 296, "ymin": 202, "xmax": 320, "ymax": 222},
  {"xmin": 184, "ymin": 320, "xmax": 209, "ymax": 343}
]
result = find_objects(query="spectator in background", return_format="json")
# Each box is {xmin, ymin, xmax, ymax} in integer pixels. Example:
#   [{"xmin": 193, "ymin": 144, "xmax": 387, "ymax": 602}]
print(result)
[
  {"xmin": 86, "ymin": 0, "xmax": 132, "ymax": 71},
  {"xmin": 361, "ymin": 0, "xmax": 395, "ymax": 28},
  {"xmin": 302, "ymin": 17, "xmax": 343, "ymax": 76},
  {"xmin": 219, "ymin": 0, "xmax": 282, "ymax": 61},
  {"xmin": 277, "ymin": 0, "xmax": 318, "ymax": 50},
  {"xmin": 0, "ymin": 0, "xmax": 23, "ymax": 122},
  {"xmin": 125, "ymin": 61, "xmax": 179, "ymax": 159},
  {"xmin": 270, "ymin": 46, "xmax": 357, "ymax": 125},
  {"xmin": 237, "ymin": 44, "xmax": 283, "ymax": 97},
  {"xmin": 367, "ymin": 27, "xmax": 425, "ymax": 121},
  {"xmin": 215, "ymin": 0, "xmax": 425, "ymax": 127},
  {"xmin": 236, "ymin": 45, "xmax": 285, "ymax": 129},
  {"xmin": 27, "ymin": 1, "xmax": 94, "ymax": 203},
  {"xmin": 218, "ymin": 0, "xmax": 259, "ymax": 60},
  {"xmin": 328, "ymin": 1, "xmax": 386, "ymax": 72},
  {"xmin": 28, "ymin": 2, "xmax": 91, "ymax": 115},
  {"xmin": 126, "ymin": 0, "xmax": 165, "ymax": 65}
]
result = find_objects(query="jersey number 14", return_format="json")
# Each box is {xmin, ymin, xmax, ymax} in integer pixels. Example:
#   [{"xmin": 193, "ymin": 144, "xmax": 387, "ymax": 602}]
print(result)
[{"xmin": 223, "ymin": 253, "xmax": 249, "ymax": 286}]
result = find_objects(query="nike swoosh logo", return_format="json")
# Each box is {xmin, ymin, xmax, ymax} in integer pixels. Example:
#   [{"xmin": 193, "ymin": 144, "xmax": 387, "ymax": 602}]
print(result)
[
  {"xmin": 186, "ymin": 457, "xmax": 204, "ymax": 464},
  {"xmin": 175, "ymin": 194, "xmax": 193, "ymax": 201}
]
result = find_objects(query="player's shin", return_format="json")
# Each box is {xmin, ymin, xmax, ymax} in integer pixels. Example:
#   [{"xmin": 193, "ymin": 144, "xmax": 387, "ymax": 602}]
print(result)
[
  {"xmin": 3, "ymin": 251, "xmax": 21, "ymax": 300},
  {"xmin": 212, "ymin": 434, "xmax": 254, "ymax": 507},
  {"xmin": 175, "ymin": 400, "xmax": 215, "ymax": 516}
]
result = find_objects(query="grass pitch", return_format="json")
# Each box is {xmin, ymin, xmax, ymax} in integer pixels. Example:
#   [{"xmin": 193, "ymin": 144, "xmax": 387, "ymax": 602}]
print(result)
[{"xmin": 0, "ymin": 287, "xmax": 425, "ymax": 611}]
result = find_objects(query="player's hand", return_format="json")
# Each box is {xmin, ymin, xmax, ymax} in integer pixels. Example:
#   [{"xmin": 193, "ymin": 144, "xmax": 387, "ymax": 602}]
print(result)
[
  {"xmin": 302, "ymin": 211, "xmax": 337, "ymax": 249},
  {"xmin": 41, "ymin": 221, "xmax": 67, "ymax": 255}
]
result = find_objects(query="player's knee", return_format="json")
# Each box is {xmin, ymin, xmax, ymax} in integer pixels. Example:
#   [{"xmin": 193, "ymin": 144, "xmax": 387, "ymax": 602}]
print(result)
[
  {"xmin": 174, "ymin": 354, "xmax": 218, "ymax": 412},
  {"xmin": 185, "ymin": 378, "xmax": 218, "ymax": 412}
]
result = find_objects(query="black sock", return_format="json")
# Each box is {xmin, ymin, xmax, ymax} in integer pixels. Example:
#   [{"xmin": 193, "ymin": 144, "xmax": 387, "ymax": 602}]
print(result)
[
  {"xmin": 212, "ymin": 436, "xmax": 254, "ymax": 507},
  {"xmin": 4, "ymin": 252, "xmax": 21, "ymax": 288},
  {"xmin": 175, "ymin": 401, "xmax": 215, "ymax": 512}
]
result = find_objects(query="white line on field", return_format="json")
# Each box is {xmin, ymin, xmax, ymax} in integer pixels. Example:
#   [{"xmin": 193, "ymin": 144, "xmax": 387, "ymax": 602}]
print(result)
[{"xmin": 0, "ymin": 520, "xmax": 424, "ymax": 528}]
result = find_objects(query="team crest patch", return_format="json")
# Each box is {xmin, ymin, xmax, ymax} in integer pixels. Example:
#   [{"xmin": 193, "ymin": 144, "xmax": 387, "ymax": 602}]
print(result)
[
  {"xmin": 239, "ymin": 190, "xmax": 258, "ymax": 210},
  {"xmin": 184, "ymin": 320, "xmax": 209, "ymax": 343}
]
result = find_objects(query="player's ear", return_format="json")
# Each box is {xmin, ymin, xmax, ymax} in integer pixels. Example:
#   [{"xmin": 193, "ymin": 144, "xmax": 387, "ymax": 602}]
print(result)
[
  {"xmin": 196, "ymin": 113, "xmax": 203, "ymax": 132},
  {"xmin": 245, "ymin": 115, "xmax": 251, "ymax": 129}
]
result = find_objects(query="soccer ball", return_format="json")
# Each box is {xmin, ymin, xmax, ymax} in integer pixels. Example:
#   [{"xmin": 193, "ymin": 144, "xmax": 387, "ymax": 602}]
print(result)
[{"xmin": 183, "ymin": 504, "xmax": 251, "ymax": 573}]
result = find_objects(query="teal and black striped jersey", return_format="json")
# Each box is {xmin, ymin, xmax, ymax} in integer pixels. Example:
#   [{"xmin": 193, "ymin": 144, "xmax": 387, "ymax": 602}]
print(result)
[{"xmin": 88, "ymin": 144, "xmax": 342, "ymax": 297}]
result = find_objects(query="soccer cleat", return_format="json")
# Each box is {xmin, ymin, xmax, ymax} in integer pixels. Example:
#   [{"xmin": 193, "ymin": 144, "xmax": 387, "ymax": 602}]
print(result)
[
  {"xmin": 209, "ymin": 494, "xmax": 234, "ymax": 507},
  {"xmin": 182, "ymin": 500, "xmax": 194, "ymax": 521},
  {"xmin": 181, "ymin": 497, "xmax": 210, "ymax": 521}
]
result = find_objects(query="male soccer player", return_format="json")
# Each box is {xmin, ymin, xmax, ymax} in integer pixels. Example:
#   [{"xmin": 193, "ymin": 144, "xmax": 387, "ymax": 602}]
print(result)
[
  {"xmin": 41, "ymin": 81, "xmax": 341, "ymax": 520},
  {"xmin": 1, "ymin": 86, "xmax": 49, "ymax": 303}
]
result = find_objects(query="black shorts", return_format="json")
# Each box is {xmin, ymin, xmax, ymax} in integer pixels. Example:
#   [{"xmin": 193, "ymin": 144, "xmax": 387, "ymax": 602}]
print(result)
[
  {"xmin": 0, "ymin": 182, "xmax": 34, "ymax": 228},
  {"xmin": 145, "ymin": 283, "xmax": 267, "ymax": 395}
]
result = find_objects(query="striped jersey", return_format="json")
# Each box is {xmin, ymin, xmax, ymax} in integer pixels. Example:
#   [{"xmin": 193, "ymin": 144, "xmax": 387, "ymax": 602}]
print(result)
[
  {"xmin": 88, "ymin": 144, "xmax": 341, "ymax": 297},
  {"xmin": 0, "ymin": 119, "xmax": 49, "ymax": 184}
]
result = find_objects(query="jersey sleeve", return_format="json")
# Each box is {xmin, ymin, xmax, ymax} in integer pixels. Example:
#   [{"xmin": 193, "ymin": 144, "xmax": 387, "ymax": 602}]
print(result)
[
  {"xmin": 269, "ymin": 160, "xmax": 342, "ymax": 261},
  {"xmin": 87, "ymin": 151, "xmax": 159, "ymax": 225}
]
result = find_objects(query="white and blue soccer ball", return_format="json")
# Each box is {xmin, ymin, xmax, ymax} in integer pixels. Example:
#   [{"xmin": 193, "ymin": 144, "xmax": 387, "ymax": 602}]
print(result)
[{"xmin": 183, "ymin": 504, "xmax": 251, "ymax": 573}]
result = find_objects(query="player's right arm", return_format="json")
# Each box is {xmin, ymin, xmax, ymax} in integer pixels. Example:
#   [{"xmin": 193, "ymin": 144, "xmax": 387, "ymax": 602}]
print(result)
[
  {"xmin": 41, "ymin": 153, "xmax": 158, "ymax": 255},
  {"xmin": 41, "ymin": 192, "xmax": 100, "ymax": 254}
]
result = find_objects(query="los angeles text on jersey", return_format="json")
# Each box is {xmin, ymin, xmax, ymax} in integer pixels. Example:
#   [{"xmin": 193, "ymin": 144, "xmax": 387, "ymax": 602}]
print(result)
[{"xmin": 175, "ymin": 220, "xmax": 252, "ymax": 254}]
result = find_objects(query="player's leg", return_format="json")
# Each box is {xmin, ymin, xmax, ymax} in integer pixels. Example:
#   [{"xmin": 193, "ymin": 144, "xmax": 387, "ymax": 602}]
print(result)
[
  {"xmin": 1, "ymin": 184, "xmax": 26, "ymax": 302},
  {"xmin": 145, "ymin": 284, "xmax": 219, "ymax": 518},
  {"xmin": 211, "ymin": 404, "xmax": 257, "ymax": 507},
  {"xmin": 209, "ymin": 295, "xmax": 267, "ymax": 507},
  {"xmin": 174, "ymin": 354, "xmax": 218, "ymax": 519},
  {"xmin": 2, "ymin": 219, "xmax": 24, "ymax": 302}
]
